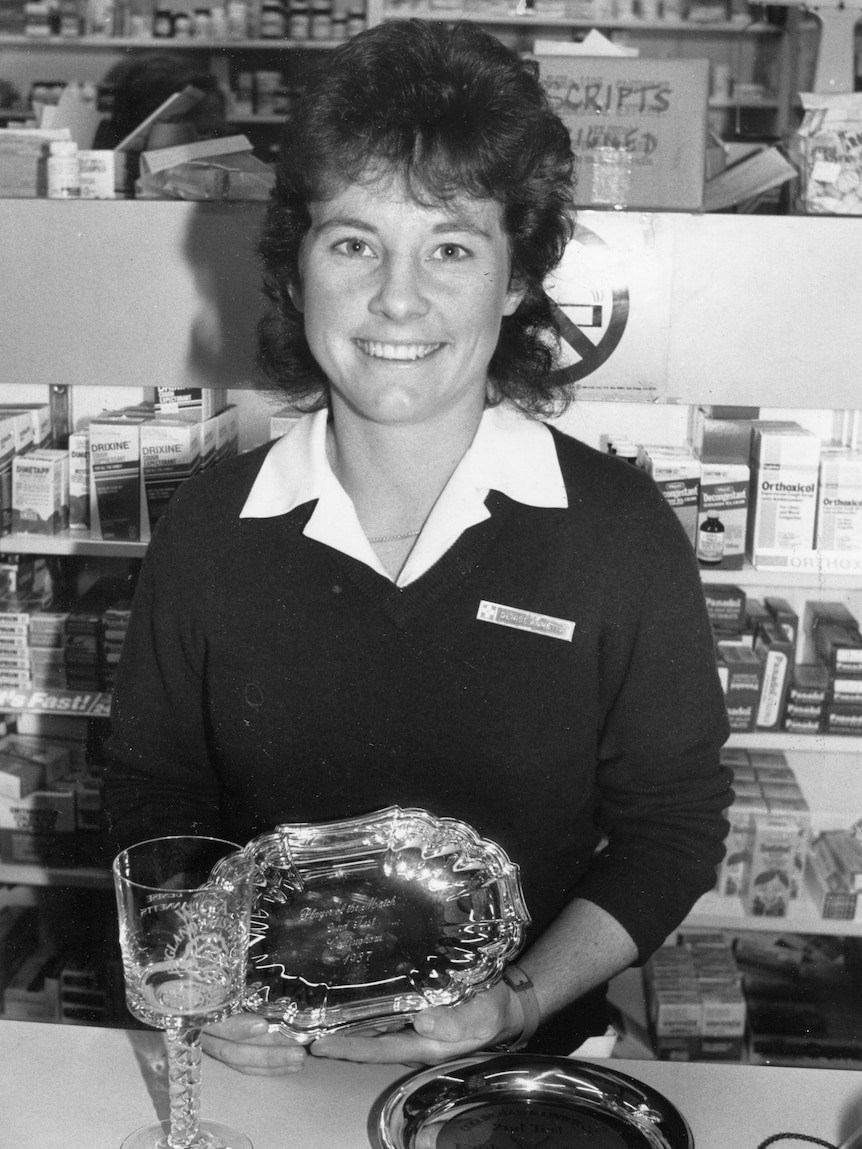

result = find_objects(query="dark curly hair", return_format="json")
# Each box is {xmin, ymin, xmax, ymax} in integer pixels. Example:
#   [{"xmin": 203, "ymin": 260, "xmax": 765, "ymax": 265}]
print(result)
[{"xmin": 256, "ymin": 18, "xmax": 576, "ymax": 417}]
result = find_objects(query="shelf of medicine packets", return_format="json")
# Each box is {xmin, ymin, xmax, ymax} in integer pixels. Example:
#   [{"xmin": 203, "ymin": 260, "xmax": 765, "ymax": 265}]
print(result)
[
  {"xmin": 684, "ymin": 879, "xmax": 862, "ymax": 937},
  {"xmin": 0, "ymin": 33, "xmax": 346, "ymax": 49},
  {"xmin": 376, "ymin": 9, "xmax": 781, "ymax": 32}
]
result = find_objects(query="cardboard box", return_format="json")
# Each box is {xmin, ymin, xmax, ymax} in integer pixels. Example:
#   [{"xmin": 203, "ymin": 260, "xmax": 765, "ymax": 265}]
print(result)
[
  {"xmin": 0, "ymin": 786, "xmax": 76, "ymax": 866},
  {"xmin": 141, "ymin": 419, "xmax": 201, "ymax": 533},
  {"xmin": 744, "ymin": 813, "xmax": 809, "ymax": 917},
  {"xmin": 716, "ymin": 642, "xmax": 763, "ymax": 732},
  {"xmin": 11, "ymin": 449, "xmax": 69, "ymax": 536},
  {"xmin": 754, "ymin": 620, "xmax": 794, "ymax": 731},
  {"xmin": 536, "ymin": 55, "xmax": 710, "ymax": 210},
  {"xmin": 639, "ymin": 445, "xmax": 700, "ymax": 547},
  {"xmin": 816, "ymin": 448, "xmax": 862, "ymax": 553},
  {"xmin": 696, "ymin": 460, "xmax": 749, "ymax": 569},
  {"xmin": 149, "ymin": 387, "xmax": 227, "ymax": 421},
  {"xmin": 703, "ymin": 584, "xmax": 746, "ymax": 635},
  {"xmin": 68, "ymin": 430, "xmax": 90, "ymax": 530},
  {"xmin": 88, "ymin": 413, "xmax": 151, "ymax": 543},
  {"xmin": 747, "ymin": 423, "xmax": 820, "ymax": 568}
]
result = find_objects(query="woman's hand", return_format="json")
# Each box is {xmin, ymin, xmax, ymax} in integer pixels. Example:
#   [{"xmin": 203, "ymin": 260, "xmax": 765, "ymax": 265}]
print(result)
[
  {"xmin": 310, "ymin": 978, "xmax": 522, "ymax": 1066},
  {"xmin": 202, "ymin": 1013, "xmax": 308, "ymax": 1076}
]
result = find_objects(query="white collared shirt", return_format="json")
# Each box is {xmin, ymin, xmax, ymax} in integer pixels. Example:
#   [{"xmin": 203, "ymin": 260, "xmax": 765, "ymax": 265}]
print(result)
[{"xmin": 240, "ymin": 403, "xmax": 568, "ymax": 587}]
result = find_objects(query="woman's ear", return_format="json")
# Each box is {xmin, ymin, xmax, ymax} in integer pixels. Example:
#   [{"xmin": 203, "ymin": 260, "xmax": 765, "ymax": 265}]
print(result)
[{"xmin": 287, "ymin": 279, "xmax": 304, "ymax": 313}]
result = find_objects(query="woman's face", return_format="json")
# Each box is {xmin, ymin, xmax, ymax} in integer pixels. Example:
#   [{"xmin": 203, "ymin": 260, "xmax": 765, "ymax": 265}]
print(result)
[{"xmin": 293, "ymin": 176, "xmax": 525, "ymax": 431}]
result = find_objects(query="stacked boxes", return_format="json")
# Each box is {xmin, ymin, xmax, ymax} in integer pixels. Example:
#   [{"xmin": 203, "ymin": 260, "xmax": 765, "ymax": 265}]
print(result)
[
  {"xmin": 806, "ymin": 602, "xmax": 862, "ymax": 735},
  {"xmin": 644, "ymin": 933, "xmax": 746, "ymax": 1061},
  {"xmin": 64, "ymin": 577, "xmax": 133, "ymax": 691},
  {"xmin": 715, "ymin": 750, "xmax": 810, "ymax": 919}
]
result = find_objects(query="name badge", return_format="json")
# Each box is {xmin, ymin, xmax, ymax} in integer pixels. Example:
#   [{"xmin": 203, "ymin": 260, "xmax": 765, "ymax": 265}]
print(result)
[{"xmin": 477, "ymin": 600, "xmax": 575, "ymax": 642}]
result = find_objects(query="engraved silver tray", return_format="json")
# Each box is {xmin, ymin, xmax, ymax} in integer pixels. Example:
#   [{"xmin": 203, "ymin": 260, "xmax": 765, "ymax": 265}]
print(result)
[
  {"xmin": 244, "ymin": 806, "xmax": 530, "ymax": 1043},
  {"xmin": 369, "ymin": 1054, "xmax": 695, "ymax": 1149}
]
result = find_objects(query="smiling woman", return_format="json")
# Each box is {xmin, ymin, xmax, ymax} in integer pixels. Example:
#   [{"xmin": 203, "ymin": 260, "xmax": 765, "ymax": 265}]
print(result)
[{"xmin": 103, "ymin": 18, "xmax": 732, "ymax": 1081}]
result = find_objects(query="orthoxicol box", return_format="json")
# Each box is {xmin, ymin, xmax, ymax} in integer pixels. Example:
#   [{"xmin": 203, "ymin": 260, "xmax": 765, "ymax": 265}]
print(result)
[
  {"xmin": 816, "ymin": 447, "xmax": 862, "ymax": 553},
  {"xmin": 141, "ymin": 419, "xmax": 201, "ymax": 533},
  {"xmin": 11, "ymin": 449, "xmax": 69, "ymax": 536},
  {"xmin": 747, "ymin": 423, "xmax": 820, "ymax": 568},
  {"xmin": 88, "ymin": 414, "xmax": 151, "ymax": 544},
  {"xmin": 696, "ymin": 460, "xmax": 749, "ymax": 570},
  {"xmin": 535, "ymin": 56, "xmax": 710, "ymax": 210}
]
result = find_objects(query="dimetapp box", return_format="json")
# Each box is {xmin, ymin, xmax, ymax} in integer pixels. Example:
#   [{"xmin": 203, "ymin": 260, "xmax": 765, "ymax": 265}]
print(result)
[
  {"xmin": 11, "ymin": 449, "xmax": 69, "ymax": 535},
  {"xmin": 89, "ymin": 414, "xmax": 151, "ymax": 543}
]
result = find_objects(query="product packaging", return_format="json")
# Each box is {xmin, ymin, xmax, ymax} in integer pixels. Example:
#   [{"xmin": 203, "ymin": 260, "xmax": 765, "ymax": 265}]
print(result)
[
  {"xmin": 696, "ymin": 459, "xmax": 749, "ymax": 569},
  {"xmin": 689, "ymin": 405, "xmax": 760, "ymax": 462},
  {"xmin": 753, "ymin": 620, "xmax": 795, "ymax": 731},
  {"xmin": 816, "ymin": 447, "xmax": 862, "ymax": 552},
  {"xmin": 716, "ymin": 642, "xmax": 763, "ymax": 732},
  {"xmin": 11, "ymin": 449, "xmax": 69, "ymax": 535},
  {"xmin": 747, "ymin": 423, "xmax": 821, "ymax": 569},
  {"xmin": 638, "ymin": 444, "xmax": 701, "ymax": 547},
  {"xmin": 141, "ymin": 419, "xmax": 201, "ymax": 533},
  {"xmin": 743, "ymin": 813, "xmax": 808, "ymax": 917},
  {"xmin": 703, "ymin": 584, "xmax": 746, "ymax": 636},
  {"xmin": 88, "ymin": 413, "xmax": 152, "ymax": 543},
  {"xmin": 68, "ymin": 430, "xmax": 90, "ymax": 530},
  {"xmin": 0, "ymin": 786, "xmax": 77, "ymax": 865},
  {"xmin": 149, "ymin": 387, "xmax": 227, "ymax": 422}
]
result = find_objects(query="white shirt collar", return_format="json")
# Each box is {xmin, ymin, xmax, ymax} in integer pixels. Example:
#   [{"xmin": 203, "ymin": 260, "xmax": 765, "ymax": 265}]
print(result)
[{"xmin": 240, "ymin": 403, "xmax": 567, "ymax": 586}]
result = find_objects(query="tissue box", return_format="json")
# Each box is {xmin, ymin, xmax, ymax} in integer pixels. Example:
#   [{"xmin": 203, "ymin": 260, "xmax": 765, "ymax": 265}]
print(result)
[{"xmin": 535, "ymin": 56, "xmax": 709, "ymax": 210}]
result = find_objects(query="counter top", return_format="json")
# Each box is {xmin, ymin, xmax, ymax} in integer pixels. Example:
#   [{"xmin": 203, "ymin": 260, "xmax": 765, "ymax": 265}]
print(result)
[{"xmin": 2, "ymin": 1019, "xmax": 862, "ymax": 1149}]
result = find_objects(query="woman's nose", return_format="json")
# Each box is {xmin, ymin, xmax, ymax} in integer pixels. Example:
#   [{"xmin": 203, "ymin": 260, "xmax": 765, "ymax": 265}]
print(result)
[{"xmin": 369, "ymin": 254, "xmax": 430, "ymax": 320}]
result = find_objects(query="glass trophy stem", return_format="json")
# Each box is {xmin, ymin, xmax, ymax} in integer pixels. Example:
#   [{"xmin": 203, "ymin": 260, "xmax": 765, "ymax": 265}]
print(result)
[{"xmin": 165, "ymin": 1028, "xmax": 204, "ymax": 1149}]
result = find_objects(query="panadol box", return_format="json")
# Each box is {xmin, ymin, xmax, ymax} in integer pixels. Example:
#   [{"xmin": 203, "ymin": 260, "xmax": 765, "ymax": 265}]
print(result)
[{"xmin": 747, "ymin": 423, "xmax": 820, "ymax": 568}]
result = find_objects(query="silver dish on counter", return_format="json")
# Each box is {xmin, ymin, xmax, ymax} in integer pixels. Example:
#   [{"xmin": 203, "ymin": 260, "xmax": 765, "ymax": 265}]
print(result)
[
  {"xmin": 243, "ymin": 806, "xmax": 530, "ymax": 1043},
  {"xmin": 369, "ymin": 1053, "xmax": 695, "ymax": 1149}
]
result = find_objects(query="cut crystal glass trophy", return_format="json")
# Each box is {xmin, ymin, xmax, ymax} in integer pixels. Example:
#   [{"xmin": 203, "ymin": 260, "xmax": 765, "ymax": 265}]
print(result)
[{"xmin": 243, "ymin": 806, "xmax": 530, "ymax": 1042}]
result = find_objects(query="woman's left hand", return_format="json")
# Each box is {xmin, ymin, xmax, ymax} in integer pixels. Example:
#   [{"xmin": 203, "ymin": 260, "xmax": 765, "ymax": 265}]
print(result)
[{"xmin": 310, "ymin": 978, "xmax": 521, "ymax": 1065}]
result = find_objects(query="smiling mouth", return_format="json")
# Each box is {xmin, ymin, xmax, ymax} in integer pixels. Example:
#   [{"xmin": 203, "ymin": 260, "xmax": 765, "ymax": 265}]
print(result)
[{"xmin": 354, "ymin": 340, "xmax": 444, "ymax": 361}]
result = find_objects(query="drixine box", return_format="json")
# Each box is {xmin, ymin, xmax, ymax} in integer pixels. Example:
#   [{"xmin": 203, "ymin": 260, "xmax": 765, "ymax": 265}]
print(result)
[
  {"xmin": 141, "ymin": 420, "xmax": 201, "ymax": 534},
  {"xmin": 89, "ymin": 413, "xmax": 151, "ymax": 543}
]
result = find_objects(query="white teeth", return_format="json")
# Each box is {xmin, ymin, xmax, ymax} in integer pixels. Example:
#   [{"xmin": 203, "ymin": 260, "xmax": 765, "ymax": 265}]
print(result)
[{"xmin": 356, "ymin": 340, "xmax": 442, "ymax": 361}]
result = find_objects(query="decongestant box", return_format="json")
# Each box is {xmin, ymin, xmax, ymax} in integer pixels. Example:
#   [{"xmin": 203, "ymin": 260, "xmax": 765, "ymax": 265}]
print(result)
[
  {"xmin": 747, "ymin": 423, "xmax": 820, "ymax": 568},
  {"xmin": 639, "ymin": 445, "xmax": 700, "ymax": 547},
  {"xmin": 696, "ymin": 460, "xmax": 749, "ymax": 569}
]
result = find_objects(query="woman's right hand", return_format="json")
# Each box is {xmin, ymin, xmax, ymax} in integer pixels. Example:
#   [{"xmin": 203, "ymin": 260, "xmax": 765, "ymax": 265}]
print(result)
[{"xmin": 202, "ymin": 1012, "xmax": 308, "ymax": 1075}]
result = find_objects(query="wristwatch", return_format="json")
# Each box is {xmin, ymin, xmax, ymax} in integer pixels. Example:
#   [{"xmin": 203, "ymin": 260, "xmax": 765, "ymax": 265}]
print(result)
[{"xmin": 492, "ymin": 964, "xmax": 541, "ymax": 1052}]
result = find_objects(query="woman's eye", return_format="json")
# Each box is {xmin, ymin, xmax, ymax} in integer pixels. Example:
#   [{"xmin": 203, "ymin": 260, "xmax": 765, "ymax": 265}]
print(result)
[
  {"xmin": 431, "ymin": 243, "xmax": 469, "ymax": 262},
  {"xmin": 334, "ymin": 238, "xmax": 374, "ymax": 258}
]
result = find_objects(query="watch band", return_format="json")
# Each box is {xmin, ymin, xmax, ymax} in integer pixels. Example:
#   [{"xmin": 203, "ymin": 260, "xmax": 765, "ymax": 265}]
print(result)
[{"xmin": 493, "ymin": 964, "xmax": 541, "ymax": 1052}]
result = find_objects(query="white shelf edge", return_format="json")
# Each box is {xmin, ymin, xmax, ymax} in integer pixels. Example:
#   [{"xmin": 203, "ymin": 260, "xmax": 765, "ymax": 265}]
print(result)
[
  {"xmin": 0, "ymin": 861, "xmax": 110, "ymax": 888},
  {"xmin": 0, "ymin": 33, "xmax": 343, "ymax": 49},
  {"xmin": 0, "ymin": 530, "xmax": 146, "ymax": 558},
  {"xmin": 725, "ymin": 732, "xmax": 862, "ymax": 754},
  {"xmin": 684, "ymin": 888, "xmax": 862, "ymax": 937},
  {"xmin": 701, "ymin": 558, "xmax": 862, "ymax": 591},
  {"xmin": 379, "ymin": 11, "xmax": 778, "ymax": 32}
]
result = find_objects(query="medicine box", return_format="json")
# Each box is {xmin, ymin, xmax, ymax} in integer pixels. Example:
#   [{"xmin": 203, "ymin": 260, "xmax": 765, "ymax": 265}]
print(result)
[
  {"xmin": 754, "ymin": 620, "xmax": 794, "ymax": 731},
  {"xmin": 638, "ymin": 446, "xmax": 700, "ymax": 547},
  {"xmin": 696, "ymin": 460, "xmax": 749, "ymax": 569},
  {"xmin": 0, "ymin": 786, "xmax": 77, "ymax": 866},
  {"xmin": 149, "ymin": 387, "xmax": 227, "ymax": 421},
  {"xmin": 747, "ymin": 423, "xmax": 820, "ymax": 568},
  {"xmin": 11, "ymin": 449, "xmax": 69, "ymax": 535},
  {"xmin": 716, "ymin": 642, "xmax": 763, "ymax": 732},
  {"xmin": 68, "ymin": 430, "xmax": 90, "ymax": 530},
  {"xmin": 816, "ymin": 448, "xmax": 862, "ymax": 553},
  {"xmin": 141, "ymin": 419, "xmax": 201, "ymax": 533},
  {"xmin": 535, "ymin": 56, "xmax": 710, "ymax": 210},
  {"xmin": 744, "ymin": 813, "xmax": 809, "ymax": 917},
  {"xmin": 88, "ymin": 413, "xmax": 151, "ymax": 544},
  {"xmin": 703, "ymin": 584, "xmax": 746, "ymax": 635}
]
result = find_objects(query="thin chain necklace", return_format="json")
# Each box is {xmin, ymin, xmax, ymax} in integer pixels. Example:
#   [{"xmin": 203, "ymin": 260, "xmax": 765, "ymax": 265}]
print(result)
[{"xmin": 367, "ymin": 527, "xmax": 422, "ymax": 544}]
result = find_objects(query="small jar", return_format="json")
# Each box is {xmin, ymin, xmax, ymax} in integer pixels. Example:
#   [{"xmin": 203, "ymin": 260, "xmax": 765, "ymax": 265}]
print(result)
[{"xmin": 47, "ymin": 140, "xmax": 80, "ymax": 198}]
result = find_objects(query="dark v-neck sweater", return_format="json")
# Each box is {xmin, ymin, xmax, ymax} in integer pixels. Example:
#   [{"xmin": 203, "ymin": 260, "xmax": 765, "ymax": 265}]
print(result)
[{"xmin": 105, "ymin": 425, "xmax": 730, "ymax": 980}]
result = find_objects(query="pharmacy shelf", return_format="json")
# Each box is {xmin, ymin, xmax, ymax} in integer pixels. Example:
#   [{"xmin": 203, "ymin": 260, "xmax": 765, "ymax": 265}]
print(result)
[
  {"xmin": 701, "ymin": 560, "xmax": 862, "ymax": 592},
  {"xmin": 0, "ymin": 861, "xmax": 110, "ymax": 888},
  {"xmin": 683, "ymin": 885, "xmax": 862, "ymax": 938},
  {"xmin": 0, "ymin": 530, "xmax": 146, "ymax": 559},
  {"xmin": 0, "ymin": 34, "xmax": 343, "ymax": 50},
  {"xmin": 375, "ymin": 11, "xmax": 780, "ymax": 34},
  {"xmin": 726, "ymin": 732, "xmax": 862, "ymax": 754}
]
